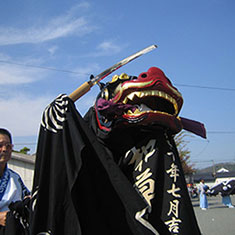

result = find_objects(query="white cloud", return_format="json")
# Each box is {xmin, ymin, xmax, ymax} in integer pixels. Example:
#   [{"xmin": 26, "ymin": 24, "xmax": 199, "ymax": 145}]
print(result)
[
  {"xmin": 0, "ymin": 91, "xmax": 95, "ymax": 137},
  {"xmin": 48, "ymin": 46, "xmax": 58, "ymax": 55},
  {"xmin": 0, "ymin": 4, "xmax": 95, "ymax": 45},
  {"xmin": 0, "ymin": 95, "xmax": 52, "ymax": 136},
  {"xmin": 68, "ymin": 2, "xmax": 91, "ymax": 14},
  {"xmin": 0, "ymin": 64, "xmax": 44, "ymax": 85},
  {"xmin": 83, "ymin": 40, "xmax": 126, "ymax": 58},
  {"xmin": 97, "ymin": 41, "xmax": 122, "ymax": 54}
]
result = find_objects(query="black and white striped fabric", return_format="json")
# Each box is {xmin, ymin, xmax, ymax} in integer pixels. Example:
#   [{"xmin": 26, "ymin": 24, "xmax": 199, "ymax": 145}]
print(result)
[{"xmin": 41, "ymin": 94, "xmax": 68, "ymax": 133}]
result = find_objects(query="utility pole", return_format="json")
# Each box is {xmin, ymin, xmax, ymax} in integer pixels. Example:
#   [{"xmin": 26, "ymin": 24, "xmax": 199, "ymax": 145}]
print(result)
[{"xmin": 211, "ymin": 160, "xmax": 216, "ymax": 177}]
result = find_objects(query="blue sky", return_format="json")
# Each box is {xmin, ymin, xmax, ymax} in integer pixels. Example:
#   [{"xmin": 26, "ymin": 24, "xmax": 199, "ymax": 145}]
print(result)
[{"xmin": 0, "ymin": 0, "xmax": 235, "ymax": 169}]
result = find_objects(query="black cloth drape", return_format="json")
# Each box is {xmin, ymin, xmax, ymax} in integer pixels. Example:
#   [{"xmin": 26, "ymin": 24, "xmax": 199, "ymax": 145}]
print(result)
[
  {"xmin": 0, "ymin": 198, "xmax": 30, "ymax": 235},
  {"xmin": 30, "ymin": 94, "xmax": 201, "ymax": 235}
]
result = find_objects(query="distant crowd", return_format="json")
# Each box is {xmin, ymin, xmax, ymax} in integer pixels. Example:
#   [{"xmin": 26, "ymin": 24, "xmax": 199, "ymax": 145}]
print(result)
[{"xmin": 187, "ymin": 178, "xmax": 235, "ymax": 210}]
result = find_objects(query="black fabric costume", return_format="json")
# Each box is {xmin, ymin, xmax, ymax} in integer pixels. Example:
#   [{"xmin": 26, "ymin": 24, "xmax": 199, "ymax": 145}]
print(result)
[
  {"xmin": 209, "ymin": 179, "xmax": 235, "ymax": 196},
  {"xmin": 0, "ymin": 198, "xmax": 30, "ymax": 235},
  {"xmin": 30, "ymin": 93, "xmax": 201, "ymax": 234}
]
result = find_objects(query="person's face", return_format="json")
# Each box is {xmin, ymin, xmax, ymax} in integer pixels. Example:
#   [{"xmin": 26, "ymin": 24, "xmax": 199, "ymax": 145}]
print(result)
[{"xmin": 0, "ymin": 134, "xmax": 13, "ymax": 164}]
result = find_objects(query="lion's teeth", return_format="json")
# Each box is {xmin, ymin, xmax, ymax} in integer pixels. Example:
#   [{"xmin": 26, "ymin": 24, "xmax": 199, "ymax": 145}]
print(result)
[
  {"xmin": 138, "ymin": 104, "xmax": 152, "ymax": 112},
  {"xmin": 125, "ymin": 104, "xmax": 152, "ymax": 115},
  {"xmin": 133, "ymin": 109, "xmax": 139, "ymax": 114}
]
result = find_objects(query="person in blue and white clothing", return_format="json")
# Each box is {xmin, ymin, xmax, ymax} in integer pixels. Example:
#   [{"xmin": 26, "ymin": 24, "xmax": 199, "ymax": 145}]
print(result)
[
  {"xmin": 198, "ymin": 179, "xmax": 209, "ymax": 210},
  {"xmin": 0, "ymin": 128, "xmax": 30, "ymax": 227}
]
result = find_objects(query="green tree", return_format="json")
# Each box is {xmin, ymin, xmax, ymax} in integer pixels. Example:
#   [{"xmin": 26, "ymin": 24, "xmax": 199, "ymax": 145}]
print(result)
[
  {"xmin": 175, "ymin": 131, "xmax": 195, "ymax": 175},
  {"xmin": 19, "ymin": 147, "xmax": 30, "ymax": 154}
]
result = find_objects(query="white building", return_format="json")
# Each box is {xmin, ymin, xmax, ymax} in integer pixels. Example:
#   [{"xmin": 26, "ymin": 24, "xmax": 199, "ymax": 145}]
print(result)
[
  {"xmin": 8, "ymin": 152, "xmax": 35, "ymax": 191},
  {"xmin": 216, "ymin": 167, "xmax": 229, "ymax": 173}
]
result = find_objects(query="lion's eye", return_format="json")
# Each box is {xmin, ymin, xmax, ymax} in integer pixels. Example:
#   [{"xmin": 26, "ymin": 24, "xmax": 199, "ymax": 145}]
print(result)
[
  {"xmin": 101, "ymin": 88, "xmax": 109, "ymax": 100},
  {"xmin": 141, "ymin": 73, "xmax": 147, "ymax": 78}
]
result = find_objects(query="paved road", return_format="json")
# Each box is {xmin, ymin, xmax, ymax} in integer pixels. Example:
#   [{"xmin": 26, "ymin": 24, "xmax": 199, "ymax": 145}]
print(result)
[{"xmin": 192, "ymin": 195, "xmax": 235, "ymax": 235}]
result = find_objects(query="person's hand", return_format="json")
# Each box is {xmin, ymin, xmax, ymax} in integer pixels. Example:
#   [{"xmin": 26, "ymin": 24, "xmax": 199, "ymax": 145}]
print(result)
[{"xmin": 0, "ymin": 211, "xmax": 8, "ymax": 226}]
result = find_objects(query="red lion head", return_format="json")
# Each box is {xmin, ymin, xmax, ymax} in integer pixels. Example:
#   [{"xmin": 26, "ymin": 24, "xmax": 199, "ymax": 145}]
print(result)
[{"xmin": 95, "ymin": 67, "xmax": 184, "ymax": 134}]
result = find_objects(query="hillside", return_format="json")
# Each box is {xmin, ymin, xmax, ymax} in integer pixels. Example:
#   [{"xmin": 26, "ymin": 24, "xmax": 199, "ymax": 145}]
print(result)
[{"xmin": 195, "ymin": 162, "xmax": 235, "ymax": 174}]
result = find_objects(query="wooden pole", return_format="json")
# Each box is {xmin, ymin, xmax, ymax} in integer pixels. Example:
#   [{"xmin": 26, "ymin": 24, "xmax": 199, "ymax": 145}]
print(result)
[{"xmin": 69, "ymin": 81, "xmax": 93, "ymax": 102}]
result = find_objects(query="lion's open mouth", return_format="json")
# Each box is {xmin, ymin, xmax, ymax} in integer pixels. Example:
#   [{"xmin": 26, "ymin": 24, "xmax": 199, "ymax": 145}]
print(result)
[{"xmin": 122, "ymin": 90, "xmax": 178, "ymax": 116}]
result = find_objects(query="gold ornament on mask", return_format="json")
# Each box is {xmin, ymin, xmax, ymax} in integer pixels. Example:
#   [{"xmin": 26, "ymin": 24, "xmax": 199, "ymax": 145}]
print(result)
[{"xmin": 109, "ymin": 73, "xmax": 129, "ymax": 84}]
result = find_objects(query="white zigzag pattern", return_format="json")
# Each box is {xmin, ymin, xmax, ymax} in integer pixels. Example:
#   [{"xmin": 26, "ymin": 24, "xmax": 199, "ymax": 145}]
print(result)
[{"xmin": 41, "ymin": 94, "xmax": 68, "ymax": 133}]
